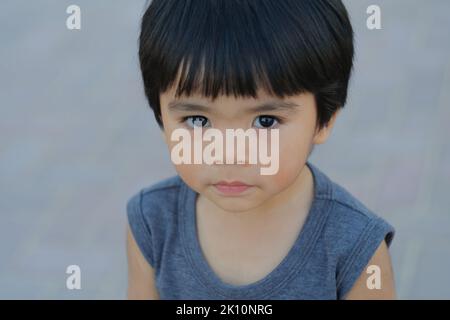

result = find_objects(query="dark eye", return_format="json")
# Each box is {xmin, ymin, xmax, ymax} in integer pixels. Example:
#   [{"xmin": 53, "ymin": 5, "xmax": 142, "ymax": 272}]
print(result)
[
  {"xmin": 184, "ymin": 116, "xmax": 210, "ymax": 128},
  {"xmin": 253, "ymin": 115, "xmax": 279, "ymax": 128}
]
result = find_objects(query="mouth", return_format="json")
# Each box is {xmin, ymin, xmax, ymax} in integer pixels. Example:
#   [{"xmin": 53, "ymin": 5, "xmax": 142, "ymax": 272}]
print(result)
[{"xmin": 212, "ymin": 180, "xmax": 253, "ymax": 195}]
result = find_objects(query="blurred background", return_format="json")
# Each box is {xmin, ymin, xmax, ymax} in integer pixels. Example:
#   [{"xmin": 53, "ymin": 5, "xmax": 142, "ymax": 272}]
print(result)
[{"xmin": 0, "ymin": 0, "xmax": 449, "ymax": 299}]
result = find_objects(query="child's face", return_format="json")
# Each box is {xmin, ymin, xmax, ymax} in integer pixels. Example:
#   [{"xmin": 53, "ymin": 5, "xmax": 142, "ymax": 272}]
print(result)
[{"xmin": 159, "ymin": 86, "xmax": 338, "ymax": 213}]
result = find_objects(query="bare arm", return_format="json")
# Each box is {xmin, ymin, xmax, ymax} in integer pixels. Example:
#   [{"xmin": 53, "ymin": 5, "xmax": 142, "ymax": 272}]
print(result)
[
  {"xmin": 345, "ymin": 240, "xmax": 396, "ymax": 300},
  {"xmin": 126, "ymin": 223, "xmax": 159, "ymax": 299}
]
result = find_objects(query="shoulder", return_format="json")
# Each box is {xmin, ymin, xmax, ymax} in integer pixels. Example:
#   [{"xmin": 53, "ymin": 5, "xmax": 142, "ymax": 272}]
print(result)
[
  {"xmin": 309, "ymin": 164, "xmax": 395, "ymax": 299},
  {"xmin": 125, "ymin": 175, "xmax": 184, "ymax": 269},
  {"xmin": 325, "ymin": 180, "xmax": 395, "ymax": 248},
  {"xmin": 126, "ymin": 175, "xmax": 183, "ymax": 219},
  {"xmin": 308, "ymin": 163, "xmax": 395, "ymax": 247}
]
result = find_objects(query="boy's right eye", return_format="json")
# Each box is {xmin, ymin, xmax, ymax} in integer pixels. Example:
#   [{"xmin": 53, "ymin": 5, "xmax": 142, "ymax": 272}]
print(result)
[{"xmin": 183, "ymin": 115, "xmax": 211, "ymax": 128}]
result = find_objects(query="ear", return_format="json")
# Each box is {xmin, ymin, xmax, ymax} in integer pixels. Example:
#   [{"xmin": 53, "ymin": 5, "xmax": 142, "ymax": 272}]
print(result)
[{"xmin": 313, "ymin": 109, "xmax": 340, "ymax": 145}]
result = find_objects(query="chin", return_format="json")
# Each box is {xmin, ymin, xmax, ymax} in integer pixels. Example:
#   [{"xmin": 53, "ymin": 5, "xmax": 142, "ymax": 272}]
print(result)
[{"xmin": 210, "ymin": 196, "xmax": 264, "ymax": 213}]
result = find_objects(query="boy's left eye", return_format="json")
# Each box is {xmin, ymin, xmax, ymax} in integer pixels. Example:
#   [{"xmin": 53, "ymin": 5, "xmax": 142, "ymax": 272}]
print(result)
[{"xmin": 252, "ymin": 115, "xmax": 280, "ymax": 128}]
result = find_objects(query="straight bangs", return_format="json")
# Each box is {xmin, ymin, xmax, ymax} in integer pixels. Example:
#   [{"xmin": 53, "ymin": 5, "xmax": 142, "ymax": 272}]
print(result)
[{"xmin": 139, "ymin": 0, "xmax": 354, "ymax": 127}]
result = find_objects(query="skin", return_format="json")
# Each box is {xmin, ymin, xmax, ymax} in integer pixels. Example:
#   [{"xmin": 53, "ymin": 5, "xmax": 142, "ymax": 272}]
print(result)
[
  {"xmin": 127, "ymin": 86, "xmax": 396, "ymax": 299},
  {"xmin": 127, "ymin": 224, "xmax": 159, "ymax": 300}
]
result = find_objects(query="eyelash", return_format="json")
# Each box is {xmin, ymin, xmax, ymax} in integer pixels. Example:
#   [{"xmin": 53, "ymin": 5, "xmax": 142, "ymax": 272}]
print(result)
[
  {"xmin": 180, "ymin": 115, "xmax": 211, "ymax": 128},
  {"xmin": 254, "ymin": 115, "xmax": 285, "ymax": 128},
  {"xmin": 179, "ymin": 115, "xmax": 285, "ymax": 128}
]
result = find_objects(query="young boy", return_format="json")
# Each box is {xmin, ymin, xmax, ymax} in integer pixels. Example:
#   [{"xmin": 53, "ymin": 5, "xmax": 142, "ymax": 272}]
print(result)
[{"xmin": 126, "ymin": 0, "xmax": 395, "ymax": 299}]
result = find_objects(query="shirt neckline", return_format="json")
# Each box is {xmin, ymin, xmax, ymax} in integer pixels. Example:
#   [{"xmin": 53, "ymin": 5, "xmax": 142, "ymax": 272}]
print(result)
[{"xmin": 178, "ymin": 161, "xmax": 333, "ymax": 299}]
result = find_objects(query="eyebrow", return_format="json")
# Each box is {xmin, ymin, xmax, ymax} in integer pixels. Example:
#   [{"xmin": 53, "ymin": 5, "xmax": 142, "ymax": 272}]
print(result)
[
  {"xmin": 167, "ymin": 100, "xmax": 301, "ymax": 113},
  {"xmin": 246, "ymin": 101, "xmax": 300, "ymax": 113},
  {"xmin": 168, "ymin": 101, "xmax": 210, "ymax": 113}
]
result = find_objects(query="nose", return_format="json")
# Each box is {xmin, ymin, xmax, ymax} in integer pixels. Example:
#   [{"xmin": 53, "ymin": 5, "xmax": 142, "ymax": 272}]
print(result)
[{"xmin": 210, "ymin": 126, "xmax": 258, "ymax": 166}]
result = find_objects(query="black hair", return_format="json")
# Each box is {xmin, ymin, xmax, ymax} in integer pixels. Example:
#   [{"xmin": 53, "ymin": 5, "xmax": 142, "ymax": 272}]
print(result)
[{"xmin": 139, "ymin": 0, "xmax": 354, "ymax": 130}]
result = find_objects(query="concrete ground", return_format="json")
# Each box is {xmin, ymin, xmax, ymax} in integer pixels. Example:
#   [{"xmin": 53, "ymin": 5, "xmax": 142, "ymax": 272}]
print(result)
[{"xmin": 0, "ymin": 0, "xmax": 449, "ymax": 299}]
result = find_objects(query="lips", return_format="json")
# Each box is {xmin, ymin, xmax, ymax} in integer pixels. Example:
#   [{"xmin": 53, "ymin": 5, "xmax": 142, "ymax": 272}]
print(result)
[{"xmin": 213, "ymin": 180, "xmax": 252, "ymax": 195}]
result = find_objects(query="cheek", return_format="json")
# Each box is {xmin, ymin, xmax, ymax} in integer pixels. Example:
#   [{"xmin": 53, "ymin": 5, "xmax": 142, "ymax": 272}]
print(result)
[
  {"xmin": 262, "ymin": 126, "xmax": 313, "ymax": 189},
  {"xmin": 267, "ymin": 156, "xmax": 303, "ymax": 190},
  {"xmin": 162, "ymin": 125, "xmax": 204, "ymax": 191},
  {"xmin": 174, "ymin": 164, "xmax": 207, "ymax": 192},
  {"xmin": 279, "ymin": 136, "xmax": 310, "ymax": 159},
  {"xmin": 278, "ymin": 126, "xmax": 313, "ymax": 166}
]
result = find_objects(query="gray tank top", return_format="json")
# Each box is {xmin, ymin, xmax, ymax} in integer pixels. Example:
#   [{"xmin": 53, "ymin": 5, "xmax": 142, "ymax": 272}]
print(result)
[{"xmin": 126, "ymin": 161, "xmax": 395, "ymax": 299}]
